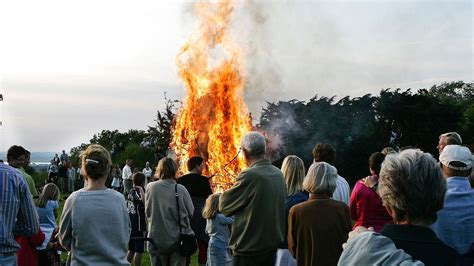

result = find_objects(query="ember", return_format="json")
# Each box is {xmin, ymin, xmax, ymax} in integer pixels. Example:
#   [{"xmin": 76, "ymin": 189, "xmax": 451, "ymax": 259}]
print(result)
[{"xmin": 172, "ymin": 0, "xmax": 251, "ymax": 191}]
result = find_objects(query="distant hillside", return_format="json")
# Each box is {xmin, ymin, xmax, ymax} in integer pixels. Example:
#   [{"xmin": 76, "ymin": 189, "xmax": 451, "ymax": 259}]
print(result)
[{"xmin": 0, "ymin": 151, "xmax": 56, "ymax": 164}]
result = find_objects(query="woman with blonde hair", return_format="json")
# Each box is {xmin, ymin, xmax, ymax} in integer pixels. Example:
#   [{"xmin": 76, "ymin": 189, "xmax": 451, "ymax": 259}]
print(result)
[
  {"xmin": 59, "ymin": 144, "xmax": 130, "ymax": 265},
  {"xmin": 203, "ymin": 193, "xmax": 234, "ymax": 266},
  {"xmin": 145, "ymin": 157, "xmax": 194, "ymax": 266},
  {"xmin": 288, "ymin": 162, "xmax": 351, "ymax": 265},
  {"xmin": 276, "ymin": 155, "xmax": 308, "ymax": 266}
]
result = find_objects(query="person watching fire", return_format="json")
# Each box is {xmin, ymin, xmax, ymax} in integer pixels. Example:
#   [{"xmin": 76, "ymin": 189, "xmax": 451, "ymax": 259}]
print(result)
[
  {"xmin": 177, "ymin": 156, "xmax": 213, "ymax": 266},
  {"xmin": 312, "ymin": 143, "xmax": 350, "ymax": 206},
  {"xmin": 219, "ymin": 131, "xmax": 286, "ymax": 266}
]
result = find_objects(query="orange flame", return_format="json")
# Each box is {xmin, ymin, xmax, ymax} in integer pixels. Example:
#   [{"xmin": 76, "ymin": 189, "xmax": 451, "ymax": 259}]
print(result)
[{"xmin": 172, "ymin": 0, "xmax": 251, "ymax": 191}]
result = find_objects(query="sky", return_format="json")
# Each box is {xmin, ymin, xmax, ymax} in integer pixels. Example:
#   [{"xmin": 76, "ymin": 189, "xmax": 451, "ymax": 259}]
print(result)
[{"xmin": 0, "ymin": 0, "xmax": 472, "ymax": 152}]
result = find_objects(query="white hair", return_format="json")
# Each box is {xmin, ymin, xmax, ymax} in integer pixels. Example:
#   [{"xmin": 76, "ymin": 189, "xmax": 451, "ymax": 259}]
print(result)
[
  {"xmin": 378, "ymin": 149, "xmax": 446, "ymax": 224},
  {"xmin": 303, "ymin": 162, "xmax": 337, "ymax": 195},
  {"xmin": 241, "ymin": 131, "xmax": 266, "ymax": 158}
]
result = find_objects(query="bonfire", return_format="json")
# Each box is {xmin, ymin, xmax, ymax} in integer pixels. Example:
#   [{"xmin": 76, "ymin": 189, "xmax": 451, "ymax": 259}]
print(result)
[{"xmin": 172, "ymin": 0, "xmax": 251, "ymax": 191}]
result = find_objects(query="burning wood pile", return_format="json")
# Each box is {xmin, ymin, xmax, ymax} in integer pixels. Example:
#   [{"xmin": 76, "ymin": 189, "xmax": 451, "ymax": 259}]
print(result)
[{"xmin": 172, "ymin": 0, "xmax": 251, "ymax": 192}]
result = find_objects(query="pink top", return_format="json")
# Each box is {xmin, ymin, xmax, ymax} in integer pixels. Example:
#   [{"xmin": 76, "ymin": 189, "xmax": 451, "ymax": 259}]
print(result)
[{"xmin": 350, "ymin": 179, "xmax": 393, "ymax": 232}]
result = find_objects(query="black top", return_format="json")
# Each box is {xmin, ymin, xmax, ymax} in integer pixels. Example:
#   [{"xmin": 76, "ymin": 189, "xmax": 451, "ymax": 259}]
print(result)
[
  {"xmin": 177, "ymin": 173, "xmax": 212, "ymax": 241},
  {"xmin": 127, "ymin": 187, "xmax": 146, "ymax": 232},
  {"xmin": 177, "ymin": 173, "xmax": 212, "ymax": 199},
  {"xmin": 381, "ymin": 224, "xmax": 459, "ymax": 266}
]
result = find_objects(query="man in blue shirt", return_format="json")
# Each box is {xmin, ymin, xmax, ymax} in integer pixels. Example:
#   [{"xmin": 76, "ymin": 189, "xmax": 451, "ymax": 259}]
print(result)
[
  {"xmin": 431, "ymin": 145, "xmax": 473, "ymax": 262},
  {"xmin": 0, "ymin": 146, "xmax": 40, "ymax": 265}
]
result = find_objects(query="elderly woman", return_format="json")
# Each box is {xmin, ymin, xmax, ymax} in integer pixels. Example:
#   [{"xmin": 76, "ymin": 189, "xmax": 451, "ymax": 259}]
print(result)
[
  {"xmin": 145, "ymin": 157, "xmax": 194, "ymax": 266},
  {"xmin": 277, "ymin": 155, "xmax": 309, "ymax": 266},
  {"xmin": 288, "ymin": 162, "xmax": 351, "ymax": 266},
  {"xmin": 378, "ymin": 149, "xmax": 459, "ymax": 265}
]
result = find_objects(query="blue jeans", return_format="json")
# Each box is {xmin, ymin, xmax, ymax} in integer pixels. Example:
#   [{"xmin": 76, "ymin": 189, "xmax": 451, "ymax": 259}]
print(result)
[
  {"xmin": 0, "ymin": 254, "xmax": 17, "ymax": 266},
  {"xmin": 207, "ymin": 245, "xmax": 232, "ymax": 266}
]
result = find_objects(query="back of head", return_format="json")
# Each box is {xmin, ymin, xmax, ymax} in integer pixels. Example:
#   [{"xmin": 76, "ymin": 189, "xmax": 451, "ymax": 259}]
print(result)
[
  {"xmin": 303, "ymin": 162, "xmax": 337, "ymax": 196},
  {"xmin": 281, "ymin": 155, "xmax": 305, "ymax": 196},
  {"xmin": 37, "ymin": 183, "xmax": 60, "ymax": 208},
  {"xmin": 241, "ymin": 131, "xmax": 266, "ymax": 158},
  {"xmin": 202, "ymin": 193, "xmax": 221, "ymax": 219},
  {"xmin": 439, "ymin": 144, "xmax": 473, "ymax": 177},
  {"xmin": 156, "ymin": 157, "xmax": 178, "ymax": 180},
  {"xmin": 312, "ymin": 143, "xmax": 336, "ymax": 165},
  {"xmin": 378, "ymin": 149, "xmax": 446, "ymax": 225},
  {"xmin": 439, "ymin": 132, "xmax": 462, "ymax": 145},
  {"xmin": 369, "ymin": 152, "xmax": 386, "ymax": 176},
  {"xmin": 132, "ymin": 172, "xmax": 146, "ymax": 187},
  {"xmin": 187, "ymin": 156, "xmax": 204, "ymax": 172},
  {"xmin": 80, "ymin": 144, "xmax": 112, "ymax": 180},
  {"xmin": 7, "ymin": 145, "xmax": 26, "ymax": 163}
]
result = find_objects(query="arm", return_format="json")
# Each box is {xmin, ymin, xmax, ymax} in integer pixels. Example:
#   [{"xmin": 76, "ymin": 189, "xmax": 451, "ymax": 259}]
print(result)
[
  {"xmin": 58, "ymin": 195, "xmax": 74, "ymax": 251},
  {"xmin": 181, "ymin": 186, "xmax": 194, "ymax": 218},
  {"xmin": 349, "ymin": 183, "xmax": 359, "ymax": 221},
  {"xmin": 13, "ymin": 179, "xmax": 39, "ymax": 236},
  {"xmin": 216, "ymin": 214, "xmax": 234, "ymax": 225},
  {"xmin": 145, "ymin": 184, "xmax": 153, "ymax": 219},
  {"xmin": 287, "ymin": 206, "xmax": 297, "ymax": 257},
  {"xmin": 218, "ymin": 171, "xmax": 252, "ymax": 216},
  {"xmin": 28, "ymin": 228, "xmax": 46, "ymax": 247}
]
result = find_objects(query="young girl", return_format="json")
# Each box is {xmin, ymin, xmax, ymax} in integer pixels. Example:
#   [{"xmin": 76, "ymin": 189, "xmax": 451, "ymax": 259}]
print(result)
[
  {"xmin": 127, "ymin": 172, "xmax": 146, "ymax": 266},
  {"xmin": 36, "ymin": 183, "xmax": 61, "ymax": 265},
  {"xmin": 202, "ymin": 193, "xmax": 234, "ymax": 266}
]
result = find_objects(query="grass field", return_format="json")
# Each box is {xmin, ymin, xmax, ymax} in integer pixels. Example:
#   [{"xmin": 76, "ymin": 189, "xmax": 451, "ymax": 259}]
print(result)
[{"xmin": 57, "ymin": 193, "xmax": 199, "ymax": 265}]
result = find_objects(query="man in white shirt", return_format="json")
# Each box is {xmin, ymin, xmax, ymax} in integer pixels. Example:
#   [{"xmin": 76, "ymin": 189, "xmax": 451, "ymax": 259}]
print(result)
[
  {"xmin": 122, "ymin": 159, "xmax": 133, "ymax": 196},
  {"xmin": 312, "ymin": 143, "xmax": 350, "ymax": 205}
]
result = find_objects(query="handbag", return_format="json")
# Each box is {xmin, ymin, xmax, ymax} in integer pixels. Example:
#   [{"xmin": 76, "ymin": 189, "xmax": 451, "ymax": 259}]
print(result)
[{"xmin": 175, "ymin": 184, "xmax": 198, "ymax": 256}]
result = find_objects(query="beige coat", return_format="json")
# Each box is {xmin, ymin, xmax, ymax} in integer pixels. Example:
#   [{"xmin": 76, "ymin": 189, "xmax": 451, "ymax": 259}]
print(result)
[{"xmin": 145, "ymin": 179, "xmax": 194, "ymax": 254}]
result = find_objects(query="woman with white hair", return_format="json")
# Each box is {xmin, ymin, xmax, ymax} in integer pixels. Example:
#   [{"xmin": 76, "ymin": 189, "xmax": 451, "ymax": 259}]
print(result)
[
  {"xmin": 288, "ymin": 162, "xmax": 351, "ymax": 265},
  {"xmin": 378, "ymin": 149, "xmax": 459, "ymax": 265}
]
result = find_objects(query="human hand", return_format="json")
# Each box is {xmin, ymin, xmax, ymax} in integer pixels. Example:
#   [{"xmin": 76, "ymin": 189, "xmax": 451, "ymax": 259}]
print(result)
[
  {"xmin": 362, "ymin": 175, "xmax": 377, "ymax": 188},
  {"xmin": 342, "ymin": 226, "xmax": 374, "ymax": 250}
]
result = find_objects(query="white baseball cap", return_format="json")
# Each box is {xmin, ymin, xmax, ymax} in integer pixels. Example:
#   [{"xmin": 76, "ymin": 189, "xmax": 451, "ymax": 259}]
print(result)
[{"xmin": 439, "ymin": 145, "xmax": 473, "ymax": 171}]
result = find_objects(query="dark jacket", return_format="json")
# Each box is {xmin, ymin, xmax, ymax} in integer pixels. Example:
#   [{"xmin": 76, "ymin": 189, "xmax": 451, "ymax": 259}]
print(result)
[
  {"xmin": 178, "ymin": 173, "xmax": 212, "ymax": 242},
  {"xmin": 381, "ymin": 224, "xmax": 460, "ymax": 266},
  {"xmin": 288, "ymin": 195, "xmax": 351, "ymax": 266}
]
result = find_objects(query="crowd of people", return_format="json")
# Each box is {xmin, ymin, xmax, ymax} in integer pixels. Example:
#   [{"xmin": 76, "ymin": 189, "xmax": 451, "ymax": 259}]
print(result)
[{"xmin": 0, "ymin": 131, "xmax": 473, "ymax": 266}]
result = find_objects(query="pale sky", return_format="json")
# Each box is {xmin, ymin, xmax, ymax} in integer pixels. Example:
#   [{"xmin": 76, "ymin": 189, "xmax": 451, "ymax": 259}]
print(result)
[{"xmin": 0, "ymin": 0, "xmax": 472, "ymax": 152}]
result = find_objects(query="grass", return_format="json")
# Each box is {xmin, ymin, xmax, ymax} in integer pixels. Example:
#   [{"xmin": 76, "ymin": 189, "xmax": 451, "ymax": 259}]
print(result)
[{"xmin": 57, "ymin": 193, "xmax": 199, "ymax": 265}]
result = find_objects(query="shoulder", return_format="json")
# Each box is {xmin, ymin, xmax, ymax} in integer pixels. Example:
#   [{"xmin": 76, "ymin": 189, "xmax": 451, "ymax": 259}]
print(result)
[
  {"xmin": 177, "ymin": 183, "xmax": 190, "ymax": 194},
  {"xmin": 330, "ymin": 199, "xmax": 350, "ymax": 211},
  {"xmin": 337, "ymin": 175, "xmax": 350, "ymax": 187}
]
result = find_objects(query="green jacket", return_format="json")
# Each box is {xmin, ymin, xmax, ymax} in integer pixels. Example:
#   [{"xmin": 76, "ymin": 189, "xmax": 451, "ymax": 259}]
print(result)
[
  {"xmin": 219, "ymin": 158, "xmax": 286, "ymax": 255},
  {"xmin": 19, "ymin": 167, "xmax": 38, "ymax": 197}
]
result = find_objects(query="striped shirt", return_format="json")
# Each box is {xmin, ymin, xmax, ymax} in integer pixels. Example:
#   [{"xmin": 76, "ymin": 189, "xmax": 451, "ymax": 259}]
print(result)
[
  {"xmin": 0, "ymin": 163, "xmax": 39, "ymax": 253},
  {"xmin": 332, "ymin": 175, "xmax": 350, "ymax": 206}
]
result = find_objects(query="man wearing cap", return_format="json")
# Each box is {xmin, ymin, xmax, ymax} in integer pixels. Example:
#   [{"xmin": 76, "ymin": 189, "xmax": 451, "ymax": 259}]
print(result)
[
  {"xmin": 431, "ymin": 145, "xmax": 474, "ymax": 260},
  {"xmin": 437, "ymin": 132, "xmax": 462, "ymax": 154}
]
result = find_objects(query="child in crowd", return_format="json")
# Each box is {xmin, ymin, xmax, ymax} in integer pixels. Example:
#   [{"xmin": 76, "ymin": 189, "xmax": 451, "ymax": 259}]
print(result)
[
  {"xmin": 127, "ymin": 172, "xmax": 147, "ymax": 266},
  {"xmin": 203, "ymin": 193, "xmax": 234, "ymax": 266},
  {"xmin": 36, "ymin": 183, "xmax": 62, "ymax": 265},
  {"xmin": 14, "ymin": 229, "xmax": 45, "ymax": 266}
]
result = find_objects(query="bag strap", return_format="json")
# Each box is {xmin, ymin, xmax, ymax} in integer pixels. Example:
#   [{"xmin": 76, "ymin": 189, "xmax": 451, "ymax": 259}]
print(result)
[{"xmin": 175, "ymin": 183, "xmax": 182, "ymax": 234}]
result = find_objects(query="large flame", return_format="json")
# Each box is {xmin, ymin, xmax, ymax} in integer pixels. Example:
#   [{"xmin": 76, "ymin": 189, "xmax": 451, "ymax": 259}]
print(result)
[{"xmin": 172, "ymin": 0, "xmax": 251, "ymax": 191}]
